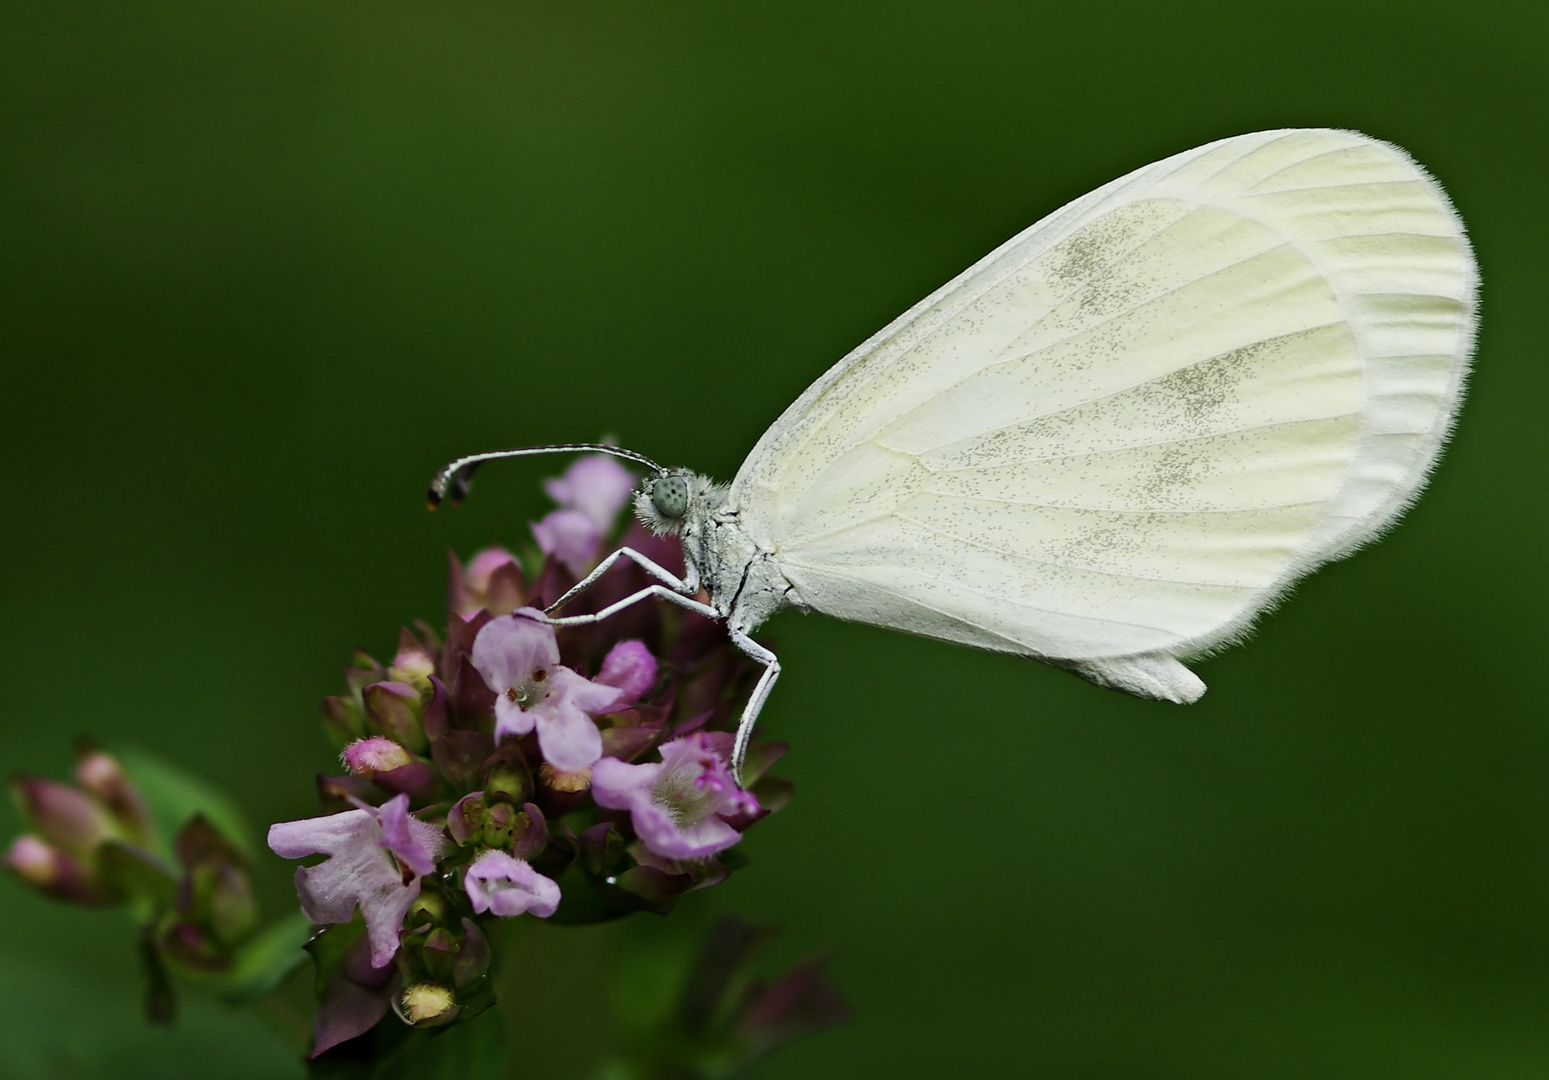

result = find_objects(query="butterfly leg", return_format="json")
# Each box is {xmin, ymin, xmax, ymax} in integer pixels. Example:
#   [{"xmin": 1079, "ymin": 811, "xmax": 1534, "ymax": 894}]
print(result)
[
  {"xmin": 544, "ymin": 547, "xmax": 701, "ymax": 615},
  {"xmin": 727, "ymin": 631, "xmax": 780, "ymax": 788},
  {"xmin": 542, "ymin": 583, "xmax": 719, "ymax": 627}
]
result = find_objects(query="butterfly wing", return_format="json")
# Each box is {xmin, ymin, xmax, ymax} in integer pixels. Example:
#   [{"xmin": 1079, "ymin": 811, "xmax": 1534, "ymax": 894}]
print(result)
[{"xmin": 728, "ymin": 129, "xmax": 1476, "ymax": 697}]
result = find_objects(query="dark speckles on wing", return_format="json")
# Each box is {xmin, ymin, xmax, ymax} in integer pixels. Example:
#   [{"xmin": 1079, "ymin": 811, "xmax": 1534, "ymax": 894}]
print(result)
[{"xmin": 1047, "ymin": 205, "xmax": 1163, "ymax": 318}]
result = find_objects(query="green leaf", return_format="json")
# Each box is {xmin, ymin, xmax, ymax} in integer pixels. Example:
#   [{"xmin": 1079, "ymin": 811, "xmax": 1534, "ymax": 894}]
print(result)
[
  {"xmin": 385, "ymin": 1012, "xmax": 507, "ymax": 1080},
  {"xmin": 97, "ymin": 838, "xmax": 178, "ymax": 908},
  {"xmin": 114, "ymin": 745, "xmax": 258, "ymax": 862},
  {"xmin": 218, "ymin": 911, "xmax": 314, "ymax": 1003},
  {"xmin": 610, "ymin": 900, "xmax": 706, "ymax": 1040},
  {"xmin": 0, "ymin": 948, "xmax": 307, "ymax": 1080},
  {"xmin": 304, "ymin": 917, "xmax": 366, "ymax": 994}
]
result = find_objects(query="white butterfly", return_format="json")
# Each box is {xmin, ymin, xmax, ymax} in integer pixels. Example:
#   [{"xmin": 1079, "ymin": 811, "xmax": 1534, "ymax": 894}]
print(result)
[{"xmin": 434, "ymin": 129, "xmax": 1477, "ymax": 780}]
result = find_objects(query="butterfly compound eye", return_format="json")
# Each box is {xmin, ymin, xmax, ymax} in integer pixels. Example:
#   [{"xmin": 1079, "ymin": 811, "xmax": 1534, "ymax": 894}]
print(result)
[{"xmin": 651, "ymin": 476, "xmax": 689, "ymax": 519}]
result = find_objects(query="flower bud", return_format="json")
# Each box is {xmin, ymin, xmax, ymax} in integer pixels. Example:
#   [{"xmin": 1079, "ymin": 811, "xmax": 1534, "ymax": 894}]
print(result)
[
  {"xmin": 452, "ymin": 548, "xmax": 524, "ymax": 617},
  {"xmin": 8, "ymin": 835, "xmax": 56, "ymax": 887},
  {"xmin": 508, "ymin": 802, "xmax": 549, "ymax": 860},
  {"xmin": 447, "ymin": 793, "xmax": 487, "ymax": 847},
  {"xmin": 453, "ymin": 919, "xmax": 491, "ymax": 989},
  {"xmin": 538, "ymin": 763, "xmax": 592, "ymax": 794},
  {"xmin": 396, "ymin": 982, "xmax": 459, "ymax": 1028},
  {"xmin": 362, "ymin": 681, "xmax": 427, "ymax": 752},
  {"xmin": 421, "ymin": 927, "xmax": 457, "ymax": 982},
  {"xmin": 173, "ymin": 816, "xmax": 257, "ymax": 950},
  {"xmin": 5, "ymin": 835, "xmax": 107, "ymax": 905},
  {"xmin": 482, "ymin": 801, "xmax": 517, "ymax": 849},
  {"xmin": 11, "ymin": 777, "xmax": 117, "ymax": 855},
  {"xmin": 537, "ymin": 762, "xmax": 591, "ymax": 816},
  {"xmin": 73, "ymin": 744, "xmax": 151, "ymax": 845},
  {"xmin": 485, "ymin": 763, "xmax": 531, "ymax": 805},
  {"xmin": 342, "ymin": 737, "xmax": 413, "ymax": 779},
  {"xmin": 408, "ymin": 889, "xmax": 447, "ymax": 927},
  {"xmin": 595, "ymin": 640, "xmax": 659, "ymax": 703},
  {"xmin": 389, "ymin": 628, "xmax": 436, "ymax": 692},
  {"xmin": 321, "ymin": 695, "xmax": 364, "ymax": 749}
]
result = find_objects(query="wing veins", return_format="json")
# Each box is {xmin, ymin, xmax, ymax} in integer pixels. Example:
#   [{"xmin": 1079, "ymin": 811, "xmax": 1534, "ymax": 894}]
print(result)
[
  {"xmin": 864, "ymin": 232, "xmax": 1310, "ymax": 447},
  {"xmin": 889, "ymin": 512, "xmax": 1277, "ymax": 589},
  {"xmin": 1197, "ymin": 130, "xmax": 1303, "ymax": 189},
  {"xmin": 904, "ymin": 411, "xmax": 1360, "ymax": 470},
  {"xmin": 1244, "ymin": 140, "xmax": 1365, "ymax": 191},
  {"xmin": 916, "ymin": 492, "xmax": 1326, "ymax": 516},
  {"xmin": 789, "ymin": 560, "xmax": 1199, "ymax": 642},
  {"xmin": 1240, "ymin": 179, "xmax": 1427, "ymax": 199}
]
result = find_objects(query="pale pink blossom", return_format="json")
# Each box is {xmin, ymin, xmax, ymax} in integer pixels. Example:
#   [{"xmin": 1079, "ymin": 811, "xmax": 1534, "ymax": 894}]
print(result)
[
  {"xmin": 591, "ymin": 733, "xmax": 759, "ymax": 860},
  {"xmin": 470, "ymin": 610, "xmax": 623, "ymax": 771},
  {"xmin": 267, "ymin": 793, "xmax": 447, "ymax": 968},
  {"xmin": 463, "ymin": 849, "xmax": 561, "ymax": 918}
]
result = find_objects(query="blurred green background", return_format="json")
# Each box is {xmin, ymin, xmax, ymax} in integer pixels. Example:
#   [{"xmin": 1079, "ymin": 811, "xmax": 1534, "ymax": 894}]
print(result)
[{"xmin": 3, "ymin": 1, "xmax": 1547, "ymax": 1076}]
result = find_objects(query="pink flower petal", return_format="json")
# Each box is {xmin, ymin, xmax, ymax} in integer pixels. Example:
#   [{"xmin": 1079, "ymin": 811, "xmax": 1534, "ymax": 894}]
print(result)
[
  {"xmin": 532, "ymin": 695, "xmax": 605, "ymax": 772},
  {"xmin": 493, "ymin": 694, "xmax": 536, "ymax": 741},
  {"xmin": 590, "ymin": 735, "xmax": 754, "ymax": 860},
  {"xmin": 634, "ymin": 804, "xmax": 741, "ymax": 861},
  {"xmin": 591, "ymin": 757, "xmax": 661, "ymax": 808},
  {"xmin": 463, "ymin": 850, "xmax": 561, "ymax": 918},
  {"xmin": 550, "ymin": 666, "xmax": 625, "ymax": 716},
  {"xmin": 531, "ymin": 508, "xmax": 602, "ymax": 575},
  {"xmin": 268, "ymin": 795, "xmax": 447, "ymax": 969},
  {"xmin": 471, "ymin": 610, "xmax": 559, "ymax": 696},
  {"xmin": 376, "ymin": 794, "xmax": 445, "ymax": 877},
  {"xmin": 268, "ymin": 808, "xmax": 372, "ymax": 860}
]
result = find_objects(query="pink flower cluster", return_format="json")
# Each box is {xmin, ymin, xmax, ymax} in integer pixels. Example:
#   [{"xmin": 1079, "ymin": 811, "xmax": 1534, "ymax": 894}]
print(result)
[{"xmin": 262, "ymin": 454, "xmax": 792, "ymax": 1055}]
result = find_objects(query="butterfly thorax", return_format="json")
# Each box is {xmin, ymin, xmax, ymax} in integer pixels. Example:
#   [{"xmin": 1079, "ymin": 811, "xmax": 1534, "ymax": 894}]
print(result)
[{"xmin": 634, "ymin": 470, "xmax": 798, "ymax": 636}]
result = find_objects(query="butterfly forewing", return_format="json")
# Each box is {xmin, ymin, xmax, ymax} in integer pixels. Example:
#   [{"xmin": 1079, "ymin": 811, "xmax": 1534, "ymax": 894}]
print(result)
[{"xmin": 729, "ymin": 129, "xmax": 1475, "ymax": 664}]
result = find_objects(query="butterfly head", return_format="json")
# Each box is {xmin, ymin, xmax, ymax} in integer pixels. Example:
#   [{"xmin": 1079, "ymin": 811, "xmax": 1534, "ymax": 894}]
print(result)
[{"xmin": 635, "ymin": 469, "xmax": 723, "ymax": 537}]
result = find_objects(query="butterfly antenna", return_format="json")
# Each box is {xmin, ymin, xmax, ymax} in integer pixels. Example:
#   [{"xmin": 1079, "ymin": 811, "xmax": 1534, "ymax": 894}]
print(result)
[{"xmin": 427, "ymin": 443, "xmax": 666, "ymax": 509}]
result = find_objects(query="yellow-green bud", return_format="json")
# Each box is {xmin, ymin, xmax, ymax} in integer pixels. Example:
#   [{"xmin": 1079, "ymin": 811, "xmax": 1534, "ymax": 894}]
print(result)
[{"xmin": 398, "ymin": 982, "xmax": 458, "ymax": 1027}]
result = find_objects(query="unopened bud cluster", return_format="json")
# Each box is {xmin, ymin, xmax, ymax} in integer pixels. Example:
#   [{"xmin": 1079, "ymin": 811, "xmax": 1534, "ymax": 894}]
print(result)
[{"xmin": 7, "ymin": 744, "xmax": 259, "ymax": 1015}]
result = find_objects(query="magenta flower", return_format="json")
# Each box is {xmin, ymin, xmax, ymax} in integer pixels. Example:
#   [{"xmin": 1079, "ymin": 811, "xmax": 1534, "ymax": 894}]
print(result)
[
  {"xmin": 595, "ymin": 639, "xmax": 659, "ymax": 704},
  {"xmin": 267, "ymin": 793, "xmax": 448, "ymax": 968},
  {"xmin": 471, "ymin": 610, "xmax": 623, "ymax": 772},
  {"xmin": 592, "ymin": 733, "xmax": 760, "ymax": 860},
  {"xmin": 543, "ymin": 454, "xmax": 637, "ymax": 531},
  {"xmin": 463, "ymin": 849, "xmax": 561, "ymax": 918},
  {"xmin": 531, "ymin": 508, "xmax": 603, "ymax": 576}
]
